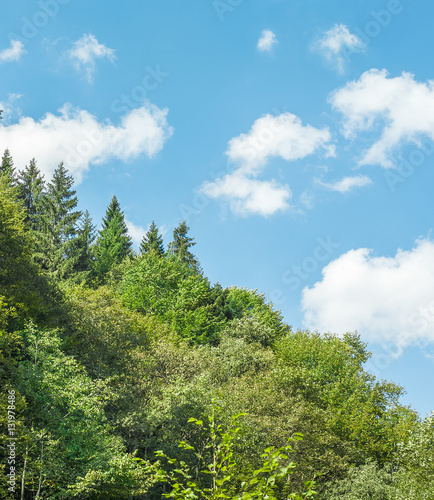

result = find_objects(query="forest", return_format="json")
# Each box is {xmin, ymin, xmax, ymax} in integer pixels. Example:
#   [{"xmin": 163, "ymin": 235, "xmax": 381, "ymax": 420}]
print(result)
[{"xmin": 0, "ymin": 150, "xmax": 433, "ymax": 499}]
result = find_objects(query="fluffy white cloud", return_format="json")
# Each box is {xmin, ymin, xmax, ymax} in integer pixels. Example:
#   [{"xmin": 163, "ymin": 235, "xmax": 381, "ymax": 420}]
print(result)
[
  {"xmin": 69, "ymin": 34, "xmax": 116, "ymax": 83},
  {"xmin": 126, "ymin": 219, "xmax": 147, "ymax": 247},
  {"xmin": 201, "ymin": 172, "xmax": 292, "ymax": 217},
  {"xmin": 315, "ymin": 24, "xmax": 364, "ymax": 73},
  {"xmin": 201, "ymin": 112, "xmax": 333, "ymax": 216},
  {"xmin": 0, "ymin": 102, "xmax": 173, "ymax": 182},
  {"xmin": 316, "ymin": 175, "xmax": 372, "ymax": 193},
  {"xmin": 227, "ymin": 112, "xmax": 334, "ymax": 173},
  {"xmin": 302, "ymin": 239, "xmax": 434, "ymax": 346},
  {"xmin": 257, "ymin": 29, "xmax": 278, "ymax": 52},
  {"xmin": 0, "ymin": 40, "xmax": 26, "ymax": 63},
  {"xmin": 330, "ymin": 69, "xmax": 434, "ymax": 167}
]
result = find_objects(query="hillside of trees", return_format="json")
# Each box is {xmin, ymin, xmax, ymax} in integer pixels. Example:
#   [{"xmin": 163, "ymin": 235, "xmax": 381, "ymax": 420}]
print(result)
[{"xmin": 0, "ymin": 151, "xmax": 433, "ymax": 499}]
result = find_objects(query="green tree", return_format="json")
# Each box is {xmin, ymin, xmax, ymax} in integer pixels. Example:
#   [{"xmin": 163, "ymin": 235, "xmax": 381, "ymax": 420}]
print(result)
[
  {"xmin": 0, "ymin": 149, "xmax": 16, "ymax": 185},
  {"xmin": 121, "ymin": 255, "xmax": 224, "ymax": 344},
  {"xmin": 140, "ymin": 220, "xmax": 165, "ymax": 256},
  {"xmin": 136, "ymin": 403, "xmax": 317, "ymax": 499},
  {"xmin": 395, "ymin": 414, "xmax": 434, "ymax": 499},
  {"xmin": 71, "ymin": 209, "xmax": 97, "ymax": 278},
  {"xmin": 17, "ymin": 158, "xmax": 45, "ymax": 231},
  {"xmin": 168, "ymin": 220, "xmax": 200, "ymax": 272},
  {"xmin": 12, "ymin": 324, "xmax": 150, "ymax": 499},
  {"xmin": 36, "ymin": 163, "xmax": 82, "ymax": 278},
  {"xmin": 93, "ymin": 195, "xmax": 133, "ymax": 281}
]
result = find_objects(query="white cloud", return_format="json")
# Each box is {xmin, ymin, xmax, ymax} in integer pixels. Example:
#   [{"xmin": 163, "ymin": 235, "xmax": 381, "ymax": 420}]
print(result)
[
  {"xmin": 330, "ymin": 69, "xmax": 434, "ymax": 167},
  {"xmin": 201, "ymin": 172, "xmax": 292, "ymax": 217},
  {"xmin": 69, "ymin": 34, "xmax": 116, "ymax": 83},
  {"xmin": 201, "ymin": 112, "xmax": 333, "ymax": 216},
  {"xmin": 0, "ymin": 102, "xmax": 173, "ymax": 182},
  {"xmin": 315, "ymin": 24, "xmax": 365, "ymax": 73},
  {"xmin": 126, "ymin": 219, "xmax": 147, "ymax": 247},
  {"xmin": 0, "ymin": 40, "xmax": 26, "ymax": 63},
  {"xmin": 302, "ymin": 239, "xmax": 434, "ymax": 347},
  {"xmin": 257, "ymin": 29, "xmax": 278, "ymax": 52},
  {"xmin": 316, "ymin": 175, "xmax": 372, "ymax": 193},
  {"xmin": 227, "ymin": 112, "xmax": 334, "ymax": 172}
]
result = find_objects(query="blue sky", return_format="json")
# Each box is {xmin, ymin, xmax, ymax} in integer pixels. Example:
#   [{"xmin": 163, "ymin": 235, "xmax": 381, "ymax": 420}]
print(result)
[{"xmin": 1, "ymin": 0, "xmax": 434, "ymax": 416}]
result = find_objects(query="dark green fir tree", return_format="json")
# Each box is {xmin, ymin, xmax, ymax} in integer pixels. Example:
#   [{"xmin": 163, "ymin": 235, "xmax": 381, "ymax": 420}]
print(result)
[
  {"xmin": 167, "ymin": 220, "xmax": 200, "ymax": 272},
  {"xmin": 17, "ymin": 158, "xmax": 45, "ymax": 231},
  {"xmin": 36, "ymin": 163, "xmax": 81, "ymax": 278},
  {"xmin": 0, "ymin": 149, "xmax": 16, "ymax": 186},
  {"xmin": 140, "ymin": 220, "xmax": 165, "ymax": 256},
  {"xmin": 72, "ymin": 209, "xmax": 97, "ymax": 277},
  {"xmin": 93, "ymin": 195, "xmax": 132, "ymax": 280}
]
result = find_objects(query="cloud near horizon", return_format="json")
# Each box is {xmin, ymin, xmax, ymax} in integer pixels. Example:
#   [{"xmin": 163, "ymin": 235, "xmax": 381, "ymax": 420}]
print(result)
[
  {"xmin": 302, "ymin": 239, "xmax": 434, "ymax": 347},
  {"xmin": 0, "ymin": 102, "xmax": 173, "ymax": 182}
]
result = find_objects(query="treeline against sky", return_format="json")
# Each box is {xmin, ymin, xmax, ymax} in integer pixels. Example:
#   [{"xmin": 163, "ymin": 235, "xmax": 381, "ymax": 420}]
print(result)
[{"xmin": 0, "ymin": 151, "xmax": 433, "ymax": 499}]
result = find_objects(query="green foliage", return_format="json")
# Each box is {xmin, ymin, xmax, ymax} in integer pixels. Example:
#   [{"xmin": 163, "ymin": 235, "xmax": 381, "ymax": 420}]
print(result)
[
  {"xmin": 168, "ymin": 220, "xmax": 201, "ymax": 272},
  {"xmin": 64, "ymin": 284, "xmax": 164, "ymax": 378},
  {"xmin": 9, "ymin": 324, "xmax": 144, "ymax": 499},
  {"xmin": 323, "ymin": 461, "xmax": 398, "ymax": 500},
  {"xmin": 69, "ymin": 209, "xmax": 97, "ymax": 281},
  {"xmin": 223, "ymin": 288, "xmax": 289, "ymax": 343},
  {"xmin": 394, "ymin": 414, "xmax": 434, "ymax": 499},
  {"xmin": 35, "ymin": 163, "xmax": 82, "ymax": 279},
  {"xmin": 121, "ymin": 254, "xmax": 224, "ymax": 343},
  {"xmin": 274, "ymin": 331, "xmax": 417, "ymax": 462},
  {"xmin": 93, "ymin": 195, "xmax": 133, "ymax": 281},
  {"xmin": 0, "ymin": 175, "xmax": 57, "ymax": 321},
  {"xmin": 17, "ymin": 158, "xmax": 45, "ymax": 231},
  {"xmin": 141, "ymin": 220, "xmax": 165, "ymax": 256},
  {"xmin": 137, "ymin": 402, "xmax": 317, "ymax": 499},
  {"xmin": 0, "ymin": 149, "xmax": 16, "ymax": 186}
]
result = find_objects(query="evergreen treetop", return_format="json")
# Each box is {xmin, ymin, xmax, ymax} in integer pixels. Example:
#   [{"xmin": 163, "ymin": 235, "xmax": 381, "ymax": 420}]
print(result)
[
  {"xmin": 0, "ymin": 148, "xmax": 16, "ymax": 185},
  {"xmin": 140, "ymin": 220, "xmax": 165, "ymax": 256},
  {"xmin": 168, "ymin": 220, "xmax": 200, "ymax": 272},
  {"xmin": 17, "ymin": 158, "xmax": 45, "ymax": 231}
]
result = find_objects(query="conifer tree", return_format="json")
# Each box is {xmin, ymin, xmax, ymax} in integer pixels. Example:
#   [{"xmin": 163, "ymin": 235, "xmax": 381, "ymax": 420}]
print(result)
[
  {"xmin": 140, "ymin": 220, "xmax": 165, "ymax": 256},
  {"xmin": 0, "ymin": 149, "xmax": 16, "ymax": 185},
  {"xmin": 17, "ymin": 158, "xmax": 45, "ymax": 231},
  {"xmin": 93, "ymin": 196, "xmax": 132, "ymax": 280},
  {"xmin": 73, "ymin": 210, "xmax": 97, "ymax": 276},
  {"xmin": 36, "ymin": 163, "xmax": 81, "ymax": 277},
  {"xmin": 167, "ymin": 220, "xmax": 200, "ymax": 272}
]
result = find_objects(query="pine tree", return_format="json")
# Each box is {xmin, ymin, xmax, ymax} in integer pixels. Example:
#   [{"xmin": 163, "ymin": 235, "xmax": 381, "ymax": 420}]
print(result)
[
  {"xmin": 93, "ymin": 196, "xmax": 132, "ymax": 280},
  {"xmin": 140, "ymin": 221, "xmax": 165, "ymax": 256},
  {"xmin": 0, "ymin": 149, "xmax": 16, "ymax": 185},
  {"xmin": 73, "ymin": 210, "xmax": 97, "ymax": 276},
  {"xmin": 17, "ymin": 158, "xmax": 45, "ymax": 231},
  {"xmin": 36, "ymin": 163, "xmax": 82, "ymax": 277},
  {"xmin": 167, "ymin": 220, "xmax": 200, "ymax": 272}
]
